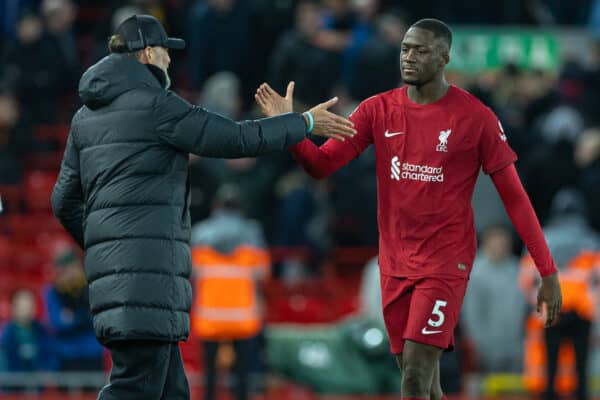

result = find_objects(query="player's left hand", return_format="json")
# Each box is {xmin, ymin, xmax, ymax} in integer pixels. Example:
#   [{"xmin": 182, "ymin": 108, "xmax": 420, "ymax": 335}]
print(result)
[
  {"xmin": 255, "ymin": 81, "xmax": 294, "ymax": 117},
  {"xmin": 537, "ymin": 272, "xmax": 562, "ymax": 328}
]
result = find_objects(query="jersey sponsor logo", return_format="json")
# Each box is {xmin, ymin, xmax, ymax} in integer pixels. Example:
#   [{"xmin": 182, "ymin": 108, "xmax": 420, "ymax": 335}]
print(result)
[
  {"xmin": 498, "ymin": 120, "xmax": 507, "ymax": 141},
  {"xmin": 391, "ymin": 156, "xmax": 401, "ymax": 180},
  {"xmin": 384, "ymin": 129, "xmax": 405, "ymax": 137},
  {"xmin": 390, "ymin": 156, "xmax": 444, "ymax": 182},
  {"xmin": 421, "ymin": 327, "xmax": 443, "ymax": 335},
  {"xmin": 436, "ymin": 129, "xmax": 452, "ymax": 152}
]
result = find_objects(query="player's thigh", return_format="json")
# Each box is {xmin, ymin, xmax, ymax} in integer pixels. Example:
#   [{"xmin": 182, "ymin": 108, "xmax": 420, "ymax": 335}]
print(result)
[
  {"xmin": 381, "ymin": 274, "xmax": 414, "ymax": 355},
  {"xmin": 404, "ymin": 276, "xmax": 468, "ymax": 351}
]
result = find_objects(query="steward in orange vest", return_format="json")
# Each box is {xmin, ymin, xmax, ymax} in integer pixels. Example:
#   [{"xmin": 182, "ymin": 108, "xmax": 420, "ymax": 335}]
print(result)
[{"xmin": 190, "ymin": 184, "xmax": 270, "ymax": 400}]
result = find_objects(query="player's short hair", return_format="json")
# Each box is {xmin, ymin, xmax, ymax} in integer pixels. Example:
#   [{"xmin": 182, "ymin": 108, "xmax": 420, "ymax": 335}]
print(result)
[{"xmin": 411, "ymin": 18, "xmax": 452, "ymax": 50}]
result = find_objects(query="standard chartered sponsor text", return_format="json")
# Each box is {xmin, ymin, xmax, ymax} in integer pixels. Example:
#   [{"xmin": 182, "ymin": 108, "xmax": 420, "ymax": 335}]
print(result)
[{"xmin": 394, "ymin": 158, "xmax": 444, "ymax": 182}]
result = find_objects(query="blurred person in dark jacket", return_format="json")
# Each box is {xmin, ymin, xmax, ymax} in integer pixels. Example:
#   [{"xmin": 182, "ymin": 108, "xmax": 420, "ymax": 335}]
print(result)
[
  {"xmin": 187, "ymin": 0, "xmax": 255, "ymax": 102},
  {"xmin": 51, "ymin": 14, "xmax": 354, "ymax": 400},
  {"xmin": 1, "ymin": 290, "xmax": 53, "ymax": 376},
  {"xmin": 268, "ymin": 0, "xmax": 341, "ymax": 108},
  {"xmin": 349, "ymin": 11, "xmax": 404, "ymax": 101},
  {"xmin": 0, "ymin": 89, "xmax": 30, "ymax": 185},
  {"xmin": 43, "ymin": 247, "xmax": 104, "ymax": 372},
  {"xmin": 41, "ymin": 0, "xmax": 79, "ymax": 94},
  {"xmin": 0, "ymin": 0, "xmax": 37, "ymax": 49},
  {"xmin": 2, "ymin": 13, "xmax": 66, "ymax": 123}
]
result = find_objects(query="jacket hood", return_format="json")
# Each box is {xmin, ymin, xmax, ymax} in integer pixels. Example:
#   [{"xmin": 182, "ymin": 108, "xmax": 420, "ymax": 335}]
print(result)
[{"xmin": 78, "ymin": 54, "xmax": 162, "ymax": 110}]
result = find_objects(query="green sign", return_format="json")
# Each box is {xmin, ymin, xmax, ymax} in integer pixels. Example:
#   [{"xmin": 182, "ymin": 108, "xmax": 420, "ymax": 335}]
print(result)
[{"xmin": 448, "ymin": 28, "xmax": 560, "ymax": 73}]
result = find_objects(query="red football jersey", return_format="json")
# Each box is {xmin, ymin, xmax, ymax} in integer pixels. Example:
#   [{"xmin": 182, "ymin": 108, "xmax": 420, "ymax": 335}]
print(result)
[{"xmin": 292, "ymin": 85, "xmax": 517, "ymax": 278}]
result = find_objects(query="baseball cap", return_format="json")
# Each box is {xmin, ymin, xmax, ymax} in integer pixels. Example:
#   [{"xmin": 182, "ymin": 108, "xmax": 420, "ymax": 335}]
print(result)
[{"xmin": 115, "ymin": 14, "xmax": 185, "ymax": 52}]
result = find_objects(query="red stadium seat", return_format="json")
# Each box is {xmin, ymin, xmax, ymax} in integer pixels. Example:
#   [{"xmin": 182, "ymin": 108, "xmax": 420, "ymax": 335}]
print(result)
[
  {"xmin": 33, "ymin": 124, "xmax": 70, "ymax": 150},
  {"xmin": 7, "ymin": 213, "xmax": 65, "ymax": 241},
  {"xmin": 0, "ymin": 184, "xmax": 22, "ymax": 214},
  {"xmin": 23, "ymin": 171, "xmax": 58, "ymax": 212},
  {"xmin": 24, "ymin": 152, "xmax": 64, "ymax": 171},
  {"xmin": 0, "ymin": 236, "xmax": 14, "ymax": 268}
]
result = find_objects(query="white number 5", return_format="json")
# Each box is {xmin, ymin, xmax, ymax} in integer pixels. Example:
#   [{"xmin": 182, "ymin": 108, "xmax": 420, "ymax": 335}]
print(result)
[{"xmin": 428, "ymin": 300, "xmax": 447, "ymax": 327}]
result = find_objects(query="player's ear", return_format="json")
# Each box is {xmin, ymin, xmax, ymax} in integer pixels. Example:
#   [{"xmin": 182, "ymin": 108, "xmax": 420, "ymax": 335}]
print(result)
[{"xmin": 441, "ymin": 51, "xmax": 450, "ymax": 67}]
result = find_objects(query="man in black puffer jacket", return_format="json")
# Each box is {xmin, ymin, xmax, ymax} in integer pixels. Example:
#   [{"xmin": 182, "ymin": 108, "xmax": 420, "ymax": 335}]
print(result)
[{"xmin": 51, "ymin": 14, "xmax": 355, "ymax": 400}]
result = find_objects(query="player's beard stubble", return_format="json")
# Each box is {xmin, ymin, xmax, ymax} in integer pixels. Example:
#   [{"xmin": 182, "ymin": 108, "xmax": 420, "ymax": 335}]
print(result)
[{"xmin": 401, "ymin": 70, "xmax": 436, "ymax": 87}]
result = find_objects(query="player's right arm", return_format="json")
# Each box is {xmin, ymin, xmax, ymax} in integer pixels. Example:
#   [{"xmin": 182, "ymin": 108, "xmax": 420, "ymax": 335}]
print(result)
[
  {"xmin": 256, "ymin": 82, "xmax": 373, "ymax": 179},
  {"xmin": 289, "ymin": 131, "xmax": 370, "ymax": 179}
]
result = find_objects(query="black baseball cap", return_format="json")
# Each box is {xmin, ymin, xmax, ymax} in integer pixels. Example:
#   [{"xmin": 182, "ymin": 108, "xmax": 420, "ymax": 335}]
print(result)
[{"xmin": 115, "ymin": 14, "xmax": 185, "ymax": 52}]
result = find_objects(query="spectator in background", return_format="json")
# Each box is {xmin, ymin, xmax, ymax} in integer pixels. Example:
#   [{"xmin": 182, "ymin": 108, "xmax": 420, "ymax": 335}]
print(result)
[
  {"xmin": 1, "ymin": 289, "xmax": 52, "ymax": 375},
  {"xmin": 541, "ymin": 188, "xmax": 600, "ymax": 265},
  {"xmin": 187, "ymin": 0, "xmax": 255, "ymax": 104},
  {"xmin": 191, "ymin": 184, "xmax": 270, "ymax": 400},
  {"xmin": 319, "ymin": 0, "xmax": 377, "ymax": 88},
  {"xmin": 198, "ymin": 71, "xmax": 242, "ymax": 118},
  {"xmin": 272, "ymin": 166, "xmax": 331, "ymax": 278},
  {"xmin": 268, "ymin": 0, "xmax": 340, "ymax": 108},
  {"xmin": 0, "ymin": 0, "xmax": 37, "ymax": 44},
  {"xmin": 521, "ymin": 99, "xmax": 581, "ymax": 226},
  {"xmin": 462, "ymin": 224, "xmax": 526, "ymax": 372},
  {"xmin": 520, "ymin": 189, "xmax": 599, "ymax": 400},
  {"xmin": 349, "ymin": 10, "xmax": 404, "ymax": 101},
  {"xmin": 1, "ymin": 13, "xmax": 68, "ymax": 123},
  {"xmin": 252, "ymin": 0, "xmax": 297, "ymax": 94},
  {"xmin": 188, "ymin": 72, "xmax": 243, "ymax": 223},
  {"xmin": 41, "ymin": 0, "xmax": 79, "ymax": 93},
  {"xmin": 574, "ymin": 128, "xmax": 600, "ymax": 232},
  {"xmin": 43, "ymin": 247, "xmax": 104, "ymax": 373},
  {"xmin": 0, "ymin": 89, "xmax": 30, "ymax": 185}
]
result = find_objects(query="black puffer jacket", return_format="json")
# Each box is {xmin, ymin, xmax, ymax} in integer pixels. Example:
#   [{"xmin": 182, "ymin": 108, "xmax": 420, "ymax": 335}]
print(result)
[{"xmin": 51, "ymin": 54, "xmax": 307, "ymax": 344}]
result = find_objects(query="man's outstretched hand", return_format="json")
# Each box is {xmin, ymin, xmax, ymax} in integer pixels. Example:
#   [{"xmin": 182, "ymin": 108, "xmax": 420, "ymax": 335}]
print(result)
[
  {"xmin": 255, "ymin": 81, "xmax": 295, "ymax": 116},
  {"xmin": 537, "ymin": 272, "xmax": 562, "ymax": 328},
  {"xmin": 255, "ymin": 81, "xmax": 356, "ymax": 141}
]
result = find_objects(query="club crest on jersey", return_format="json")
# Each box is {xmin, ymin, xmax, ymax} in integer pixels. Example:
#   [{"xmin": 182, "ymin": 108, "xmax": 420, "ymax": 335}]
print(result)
[{"xmin": 436, "ymin": 129, "xmax": 452, "ymax": 152}]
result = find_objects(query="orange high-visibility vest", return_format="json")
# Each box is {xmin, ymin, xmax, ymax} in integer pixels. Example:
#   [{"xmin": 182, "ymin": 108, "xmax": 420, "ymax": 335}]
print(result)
[
  {"xmin": 520, "ymin": 251, "xmax": 600, "ymax": 395},
  {"xmin": 191, "ymin": 245, "xmax": 270, "ymax": 341}
]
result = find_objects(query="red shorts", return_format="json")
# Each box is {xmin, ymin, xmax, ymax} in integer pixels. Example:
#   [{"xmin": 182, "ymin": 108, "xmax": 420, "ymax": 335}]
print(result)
[{"xmin": 381, "ymin": 274, "xmax": 468, "ymax": 354}]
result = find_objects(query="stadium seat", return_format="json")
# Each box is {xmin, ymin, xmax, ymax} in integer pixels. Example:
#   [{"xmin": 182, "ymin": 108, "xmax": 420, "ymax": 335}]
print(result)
[
  {"xmin": 33, "ymin": 124, "xmax": 70, "ymax": 150},
  {"xmin": 7, "ymin": 213, "xmax": 65, "ymax": 241},
  {"xmin": 0, "ymin": 236, "xmax": 14, "ymax": 268},
  {"xmin": 0, "ymin": 184, "xmax": 22, "ymax": 214},
  {"xmin": 23, "ymin": 171, "xmax": 59, "ymax": 212},
  {"xmin": 24, "ymin": 152, "xmax": 64, "ymax": 170}
]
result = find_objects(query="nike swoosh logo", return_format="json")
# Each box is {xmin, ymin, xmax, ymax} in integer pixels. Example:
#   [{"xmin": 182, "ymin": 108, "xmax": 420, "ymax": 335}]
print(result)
[
  {"xmin": 384, "ymin": 130, "xmax": 405, "ymax": 138},
  {"xmin": 421, "ymin": 327, "xmax": 443, "ymax": 335}
]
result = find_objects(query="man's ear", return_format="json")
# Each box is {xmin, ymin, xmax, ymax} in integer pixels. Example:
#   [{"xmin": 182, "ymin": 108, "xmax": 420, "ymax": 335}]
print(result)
[{"xmin": 139, "ymin": 47, "xmax": 151, "ymax": 64}]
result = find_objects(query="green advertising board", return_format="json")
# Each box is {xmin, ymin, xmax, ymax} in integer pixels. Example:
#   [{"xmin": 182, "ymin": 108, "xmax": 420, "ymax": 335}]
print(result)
[{"xmin": 448, "ymin": 28, "xmax": 560, "ymax": 73}]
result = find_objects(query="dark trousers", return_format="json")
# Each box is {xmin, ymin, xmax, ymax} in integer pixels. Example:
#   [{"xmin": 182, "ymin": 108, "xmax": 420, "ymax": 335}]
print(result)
[
  {"xmin": 544, "ymin": 311, "xmax": 591, "ymax": 400},
  {"xmin": 203, "ymin": 339, "xmax": 252, "ymax": 400},
  {"xmin": 98, "ymin": 340, "xmax": 190, "ymax": 400}
]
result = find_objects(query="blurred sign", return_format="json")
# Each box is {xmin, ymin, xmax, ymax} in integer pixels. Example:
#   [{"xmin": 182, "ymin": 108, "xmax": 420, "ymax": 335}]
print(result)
[{"xmin": 448, "ymin": 28, "xmax": 560, "ymax": 73}]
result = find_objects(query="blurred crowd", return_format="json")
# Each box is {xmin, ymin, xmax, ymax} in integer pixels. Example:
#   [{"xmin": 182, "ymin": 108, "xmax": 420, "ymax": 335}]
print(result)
[{"xmin": 2, "ymin": 0, "xmax": 600, "ymax": 397}]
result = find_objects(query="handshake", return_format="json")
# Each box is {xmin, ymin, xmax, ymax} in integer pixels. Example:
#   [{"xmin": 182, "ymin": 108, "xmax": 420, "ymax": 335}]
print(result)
[{"xmin": 255, "ymin": 81, "xmax": 357, "ymax": 142}]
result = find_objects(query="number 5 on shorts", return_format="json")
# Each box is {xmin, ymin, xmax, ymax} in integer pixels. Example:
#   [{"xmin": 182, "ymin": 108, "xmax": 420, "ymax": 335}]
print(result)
[{"xmin": 428, "ymin": 300, "xmax": 447, "ymax": 327}]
